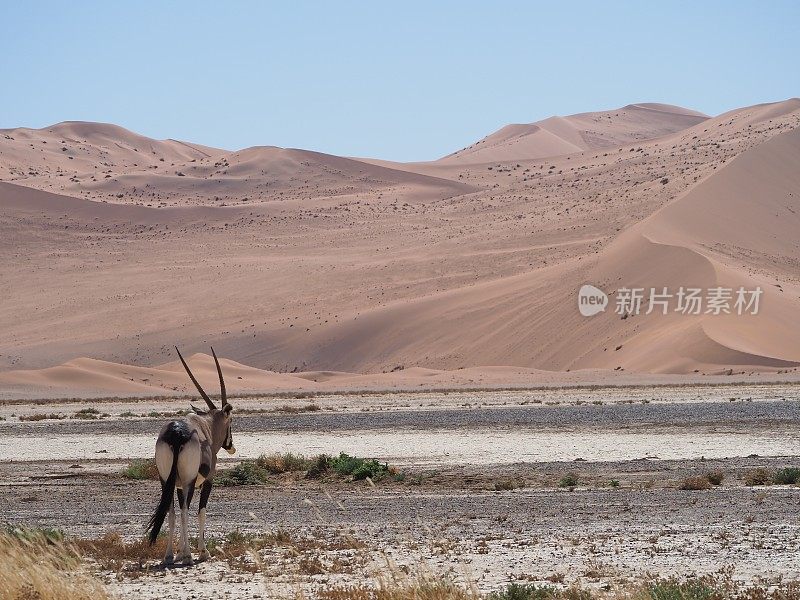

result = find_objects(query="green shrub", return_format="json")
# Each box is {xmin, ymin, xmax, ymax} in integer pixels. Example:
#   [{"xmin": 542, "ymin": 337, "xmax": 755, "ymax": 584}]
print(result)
[
  {"xmin": 215, "ymin": 461, "xmax": 270, "ymax": 486},
  {"xmin": 330, "ymin": 452, "xmax": 390, "ymax": 481},
  {"xmin": 72, "ymin": 407, "xmax": 104, "ymax": 420},
  {"xmin": 773, "ymin": 467, "xmax": 800, "ymax": 485},
  {"xmin": 216, "ymin": 452, "xmax": 399, "ymax": 484},
  {"xmin": 489, "ymin": 583, "xmax": 591, "ymax": 600},
  {"xmin": 558, "ymin": 473, "xmax": 579, "ymax": 488},
  {"xmin": 647, "ymin": 578, "xmax": 716, "ymax": 600}
]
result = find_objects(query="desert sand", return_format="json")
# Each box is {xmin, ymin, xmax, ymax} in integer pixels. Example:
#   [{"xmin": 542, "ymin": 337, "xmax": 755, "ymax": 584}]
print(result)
[{"xmin": 2, "ymin": 99, "xmax": 799, "ymax": 396}]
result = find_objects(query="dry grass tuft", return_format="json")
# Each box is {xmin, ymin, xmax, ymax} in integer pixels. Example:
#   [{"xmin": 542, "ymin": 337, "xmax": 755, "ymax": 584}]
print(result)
[
  {"xmin": 71, "ymin": 531, "xmax": 166, "ymax": 572},
  {"xmin": 0, "ymin": 530, "xmax": 110, "ymax": 599},
  {"xmin": 679, "ymin": 476, "xmax": 713, "ymax": 491},
  {"xmin": 744, "ymin": 467, "xmax": 774, "ymax": 486}
]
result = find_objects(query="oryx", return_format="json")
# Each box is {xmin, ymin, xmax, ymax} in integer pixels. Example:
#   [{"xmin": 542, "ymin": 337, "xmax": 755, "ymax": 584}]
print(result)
[{"xmin": 146, "ymin": 346, "xmax": 236, "ymax": 565}]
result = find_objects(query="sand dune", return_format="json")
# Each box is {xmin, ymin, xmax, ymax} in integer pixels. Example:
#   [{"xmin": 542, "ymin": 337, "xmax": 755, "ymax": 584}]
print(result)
[
  {"xmin": 0, "ymin": 121, "xmax": 471, "ymax": 206},
  {"xmin": 1, "ymin": 99, "xmax": 799, "ymax": 396},
  {"xmin": 438, "ymin": 103, "xmax": 708, "ymax": 164}
]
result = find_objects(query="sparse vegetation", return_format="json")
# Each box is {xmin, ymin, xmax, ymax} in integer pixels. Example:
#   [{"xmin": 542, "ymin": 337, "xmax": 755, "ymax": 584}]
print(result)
[
  {"xmin": 72, "ymin": 407, "xmax": 107, "ymax": 420},
  {"xmin": 558, "ymin": 473, "xmax": 579, "ymax": 488},
  {"xmin": 121, "ymin": 458, "xmax": 159, "ymax": 480},
  {"xmin": 489, "ymin": 583, "xmax": 590, "ymax": 600},
  {"xmin": 679, "ymin": 476, "xmax": 712, "ymax": 491},
  {"xmin": 494, "ymin": 478, "xmax": 525, "ymax": 491},
  {"xmin": 256, "ymin": 452, "xmax": 316, "ymax": 474},
  {"xmin": 744, "ymin": 467, "xmax": 774, "ymax": 486},
  {"xmin": 70, "ymin": 531, "xmax": 166, "ymax": 572},
  {"xmin": 19, "ymin": 413, "xmax": 65, "ymax": 421},
  {"xmin": 329, "ymin": 452, "xmax": 392, "ymax": 481},
  {"xmin": 274, "ymin": 402, "xmax": 322, "ymax": 414},
  {"xmin": 321, "ymin": 574, "xmax": 477, "ymax": 600},
  {"xmin": 705, "ymin": 470, "xmax": 724, "ymax": 486},
  {"xmin": 214, "ymin": 452, "xmax": 401, "ymax": 486},
  {"xmin": 773, "ymin": 467, "xmax": 800, "ymax": 485},
  {"xmin": 215, "ymin": 460, "xmax": 272, "ymax": 486}
]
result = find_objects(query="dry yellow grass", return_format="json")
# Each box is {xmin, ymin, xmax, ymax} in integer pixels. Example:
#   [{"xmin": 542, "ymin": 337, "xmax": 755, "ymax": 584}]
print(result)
[{"xmin": 0, "ymin": 531, "xmax": 110, "ymax": 600}]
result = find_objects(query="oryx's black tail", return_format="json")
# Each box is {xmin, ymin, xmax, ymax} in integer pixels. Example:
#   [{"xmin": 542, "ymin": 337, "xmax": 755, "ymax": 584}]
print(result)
[{"xmin": 146, "ymin": 421, "xmax": 190, "ymax": 545}]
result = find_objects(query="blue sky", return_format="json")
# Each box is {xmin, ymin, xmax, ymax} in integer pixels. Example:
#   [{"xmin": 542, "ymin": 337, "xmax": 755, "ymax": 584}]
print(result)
[{"xmin": 1, "ymin": 1, "xmax": 798, "ymax": 161}]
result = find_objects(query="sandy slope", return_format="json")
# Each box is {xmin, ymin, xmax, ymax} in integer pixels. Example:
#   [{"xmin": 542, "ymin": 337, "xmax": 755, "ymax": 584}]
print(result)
[
  {"xmin": 1, "ymin": 99, "xmax": 799, "ymax": 395},
  {"xmin": 0, "ymin": 122, "xmax": 471, "ymax": 206},
  {"xmin": 438, "ymin": 103, "xmax": 708, "ymax": 164}
]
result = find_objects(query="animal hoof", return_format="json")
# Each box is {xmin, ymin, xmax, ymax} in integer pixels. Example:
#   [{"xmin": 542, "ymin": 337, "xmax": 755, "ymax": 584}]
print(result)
[
  {"xmin": 163, "ymin": 554, "xmax": 174, "ymax": 565},
  {"xmin": 182, "ymin": 555, "xmax": 194, "ymax": 566},
  {"xmin": 198, "ymin": 549, "xmax": 210, "ymax": 561}
]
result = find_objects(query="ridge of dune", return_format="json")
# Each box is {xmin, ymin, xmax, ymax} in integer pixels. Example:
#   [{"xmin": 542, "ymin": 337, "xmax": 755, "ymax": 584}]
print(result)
[
  {"xmin": 0, "ymin": 120, "xmax": 474, "ymax": 206},
  {"xmin": 438, "ymin": 103, "xmax": 709, "ymax": 164}
]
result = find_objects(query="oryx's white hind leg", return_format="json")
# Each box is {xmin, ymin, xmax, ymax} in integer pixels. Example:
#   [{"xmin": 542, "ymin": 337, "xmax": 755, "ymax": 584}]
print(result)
[
  {"xmin": 176, "ymin": 489, "xmax": 192, "ymax": 565},
  {"xmin": 175, "ymin": 436, "xmax": 201, "ymax": 565},
  {"xmin": 154, "ymin": 440, "xmax": 177, "ymax": 565},
  {"xmin": 164, "ymin": 499, "xmax": 175, "ymax": 564}
]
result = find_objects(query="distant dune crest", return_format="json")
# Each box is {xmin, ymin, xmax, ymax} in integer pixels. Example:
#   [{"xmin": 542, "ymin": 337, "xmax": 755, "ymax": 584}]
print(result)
[{"xmin": 439, "ymin": 103, "xmax": 709, "ymax": 164}]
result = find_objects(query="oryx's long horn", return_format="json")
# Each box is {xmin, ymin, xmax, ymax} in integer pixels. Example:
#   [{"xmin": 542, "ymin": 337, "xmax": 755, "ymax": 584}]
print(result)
[
  {"xmin": 211, "ymin": 346, "xmax": 227, "ymax": 406},
  {"xmin": 175, "ymin": 346, "xmax": 216, "ymax": 410}
]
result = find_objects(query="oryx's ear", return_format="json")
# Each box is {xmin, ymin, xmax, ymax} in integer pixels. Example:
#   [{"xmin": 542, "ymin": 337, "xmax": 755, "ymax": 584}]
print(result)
[
  {"xmin": 222, "ymin": 403, "xmax": 233, "ymax": 415},
  {"xmin": 190, "ymin": 404, "xmax": 207, "ymax": 415}
]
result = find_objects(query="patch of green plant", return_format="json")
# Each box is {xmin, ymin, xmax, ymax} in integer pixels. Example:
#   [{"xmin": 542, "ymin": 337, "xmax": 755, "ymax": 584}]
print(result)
[
  {"xmin": 647, "ymin": 578, "xmax": 716, "ymax": 600},
  {"xmin": 4, "ymin": 524, "xmax": 65, "ymax": 544},
  {"xmin": 489, "ymin": 582, "xmax": 591, "ymax": 600},
  {"xmin": 72, "ymin": 407, "xmax": 107, "ymax": 420},
  {"xmin": 774, "ymin": 467, "xmax": 800, "ymax": 485},
  {"xmin": 558, "ymin": 472, "xmax": 579, "ymax": 488},
  {"xmin": 330, "ymin": 452, "xmax": 390, "ymax": 481},
  {"xmin": 215, "ymin": 460, "xmax": 271, "ymax": 486},
  {"xmin": 609, "ymin": 479, "xmax": 620, "ymax": 488},
  {"xmin": 121, "ymin": 459, "xmax": 159, "ymax": 480}
]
